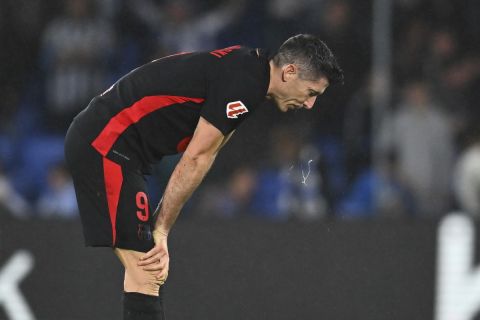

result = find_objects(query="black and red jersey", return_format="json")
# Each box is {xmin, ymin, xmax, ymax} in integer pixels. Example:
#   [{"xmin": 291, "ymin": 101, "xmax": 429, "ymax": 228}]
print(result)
[{"xmin": 72, "ymin": 46, "xmax": 270, "ymax": 173}]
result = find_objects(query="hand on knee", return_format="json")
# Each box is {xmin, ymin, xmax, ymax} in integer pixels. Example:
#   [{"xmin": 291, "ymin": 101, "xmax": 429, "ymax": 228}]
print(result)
[
  {"xmin": 115, "ymin": 248, "xmax": 167, "ymax": 296},
  {"xmin": 138, "ymin": 234, "xmax": 170, "ymax": 284}
]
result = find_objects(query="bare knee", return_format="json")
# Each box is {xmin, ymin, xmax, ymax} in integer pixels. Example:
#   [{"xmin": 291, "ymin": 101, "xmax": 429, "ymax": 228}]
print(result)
[{"xmin": 115, "ymin": 248, "xmax": 163, "ymax": 296}]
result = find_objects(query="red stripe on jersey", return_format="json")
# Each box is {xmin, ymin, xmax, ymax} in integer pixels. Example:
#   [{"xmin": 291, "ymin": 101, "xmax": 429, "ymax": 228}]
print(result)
[
  {"xmin": 210, "ymin": 45, "xmax": 242, "ymax": 58},
  {"xmin": 176, "ymin": 136, "xmax": 193, "ymax": 153},
  {"xmin": 91, "ymin": 95, "xmax": 205, "ymax": 156},
  {"xmin": 103, "ymin": 157, "xmax": 123, "ymax": 246}
]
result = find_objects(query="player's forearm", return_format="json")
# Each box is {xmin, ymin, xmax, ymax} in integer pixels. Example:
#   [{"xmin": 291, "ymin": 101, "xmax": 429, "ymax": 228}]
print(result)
[{"xmin": 154, "ymin": 152, "xmax": 216, "ymax": 235}]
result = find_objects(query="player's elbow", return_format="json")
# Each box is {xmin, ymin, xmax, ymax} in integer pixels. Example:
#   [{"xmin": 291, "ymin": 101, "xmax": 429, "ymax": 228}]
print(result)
[
  {"xmin": 183, "ymin": 149, "xmax": 217, "ymax": 167},
  {"xmin": 184, "ymin": 138, "xmax": 220, "ymax": 161}
]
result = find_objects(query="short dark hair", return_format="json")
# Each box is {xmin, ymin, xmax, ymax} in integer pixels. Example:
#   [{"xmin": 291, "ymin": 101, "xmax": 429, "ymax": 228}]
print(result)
[{"xmin": 272, "ymin": 34, "xmax": 344, "ymax": 85}]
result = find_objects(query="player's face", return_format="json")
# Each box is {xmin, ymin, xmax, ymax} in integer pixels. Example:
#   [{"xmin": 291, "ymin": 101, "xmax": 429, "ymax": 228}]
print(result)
[{"xmin": 268, "ymin": 64, "xmax": 329, "ymax": 112}]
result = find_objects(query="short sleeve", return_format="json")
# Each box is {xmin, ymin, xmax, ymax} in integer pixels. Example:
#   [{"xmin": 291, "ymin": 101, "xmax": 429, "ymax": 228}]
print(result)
[{"xmin": 200, "ymin": 72, "xmax": 258, "ymax": 136}]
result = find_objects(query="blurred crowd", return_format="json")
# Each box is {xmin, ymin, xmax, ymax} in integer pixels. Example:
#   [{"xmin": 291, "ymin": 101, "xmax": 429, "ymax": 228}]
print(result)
[{"xmin": 0, "ymin": 0, "xmax": 479, "ymax": 221}]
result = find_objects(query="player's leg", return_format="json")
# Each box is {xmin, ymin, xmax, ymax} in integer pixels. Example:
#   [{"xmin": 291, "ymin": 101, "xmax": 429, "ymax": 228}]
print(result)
[
  {"xmin": 115, "ymin": 248, "xmax": 164, "ymax": 295},
  {"xmin": 114, "ymin": 168, "xmax": 166, "ymax": 319},
  {"xmin": 115, "ymin": 248, "xmax": 165, "ymax": 320},
  {"xmin": 65, "ymin": 125, "xmax": 166, "ymax": 319}
]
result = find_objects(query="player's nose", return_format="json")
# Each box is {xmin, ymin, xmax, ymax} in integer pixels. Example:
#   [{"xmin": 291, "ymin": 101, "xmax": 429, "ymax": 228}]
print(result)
[{"xmin": 303, "ymin": 96, "xmax": 317, "ymax": 109}]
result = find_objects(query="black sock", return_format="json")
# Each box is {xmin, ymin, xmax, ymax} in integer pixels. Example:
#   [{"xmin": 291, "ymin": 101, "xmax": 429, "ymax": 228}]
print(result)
[{"xmin": 123, "ymin": 291, "xmax": 165, "ymax": 320}]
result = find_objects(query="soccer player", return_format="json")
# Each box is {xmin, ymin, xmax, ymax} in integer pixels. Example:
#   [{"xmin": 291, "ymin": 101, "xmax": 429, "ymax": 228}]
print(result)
[{"xmin": 64, "ymin": 34, "xmax": 343, "ymax": 319}]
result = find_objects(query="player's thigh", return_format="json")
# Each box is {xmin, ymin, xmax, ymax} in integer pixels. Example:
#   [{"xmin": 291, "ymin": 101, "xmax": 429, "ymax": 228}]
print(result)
[
  {"xmin": 114, "ymin": 247, "xmax": 144, "ymax": 270},
  {"xmin": 115, "ymin": 169, "xmax": 156, "ymax": 252}
]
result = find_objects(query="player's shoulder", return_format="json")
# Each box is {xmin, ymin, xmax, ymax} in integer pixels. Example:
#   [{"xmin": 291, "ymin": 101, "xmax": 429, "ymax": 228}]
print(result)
[
  {"xmin": 209, "ymin": 45, "xmax": 261, "ymax": 66},
  {"xmin": 209, "ymin": 45, "xmax": 268, "ymax": 80},
  {"xmin": 208, "ymin": 46, "xmax": 269, "ymax": 100}
]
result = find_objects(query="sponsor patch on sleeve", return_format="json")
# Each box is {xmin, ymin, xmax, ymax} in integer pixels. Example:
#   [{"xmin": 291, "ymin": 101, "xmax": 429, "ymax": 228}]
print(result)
[{"xmin": 226, "ymin": 101, "xmax": 249, "ymax": 119}]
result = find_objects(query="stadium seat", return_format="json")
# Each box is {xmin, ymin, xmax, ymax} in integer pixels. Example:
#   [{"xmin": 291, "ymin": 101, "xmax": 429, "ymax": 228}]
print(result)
[{"xmin": 12, "ymin": 135, "xmax": 65, "ymax": 201}]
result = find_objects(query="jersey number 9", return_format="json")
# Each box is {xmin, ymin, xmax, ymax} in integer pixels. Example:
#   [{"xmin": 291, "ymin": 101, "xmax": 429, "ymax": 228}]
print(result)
[{"xmin": 136, "ymin": 192, "xmax": 150, "ymax": 222}]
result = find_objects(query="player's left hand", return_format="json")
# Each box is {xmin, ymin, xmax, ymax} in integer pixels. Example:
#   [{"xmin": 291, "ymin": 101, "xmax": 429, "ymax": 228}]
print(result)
[{"xmin": 138, "ymin": 230, "xmax": 170, "ymax": 283}]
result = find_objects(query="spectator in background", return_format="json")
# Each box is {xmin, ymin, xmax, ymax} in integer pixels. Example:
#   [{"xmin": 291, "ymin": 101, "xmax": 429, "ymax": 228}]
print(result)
[
  {"xmin": 453, "ymin": 126, "xmax": 480, "ymax": 218},
  {"xmin": 393, "ymin": 17, "xmax": 431, "ymax": 83},
  {"xmin": 151, "ymin": 0, "xmax": 245, "ymax": 55},
  {"xmin": 36, "ymin": 162, "xmax": 78, "ymax": 218},
  {"xmin": 425, "ymin": 28, "xmax": 459, "ymax": 81},
  {"xmin": 252, "ymin": 125, "xmax": 327, "ymax": 221},
  {"xmin": 378, "ymin": 79, "xmax": 454, "ymax": 217},
  {"xmin": 0, "ymin": 162, "xmax": 31, "ymax": 219},
  {"xmin": 337, "ymin": 152, "xmax": 414, "ymax": 219},
  {"xmin": 40, "ymin": 0, "xmax": 115, "ymax": 132},
  {"xmin": 195, "ymin": 166, "xmax": 257, "ymax": 219}
]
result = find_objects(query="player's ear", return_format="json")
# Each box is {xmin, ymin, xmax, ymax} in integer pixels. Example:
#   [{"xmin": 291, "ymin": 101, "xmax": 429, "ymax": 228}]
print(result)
[{"xmin": 282, "ymin": 64, "xmax": 297, "ymax": 82}]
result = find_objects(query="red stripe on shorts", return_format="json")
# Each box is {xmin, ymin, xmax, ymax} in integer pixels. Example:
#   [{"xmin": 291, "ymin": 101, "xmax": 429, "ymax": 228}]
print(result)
[
  {"xmin": 103, "ymin": 157, "xmax": 123, "ymax": 246},
  {"xmin": 91, "ymin": 95, "xmax": 205, "ymax": 156}
]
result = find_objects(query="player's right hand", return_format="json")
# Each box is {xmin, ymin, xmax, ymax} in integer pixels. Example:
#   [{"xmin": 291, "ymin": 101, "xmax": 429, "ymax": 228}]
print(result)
[{"xmin": 138, "ymin": 231, "xmax": 170, "ymax": 283}]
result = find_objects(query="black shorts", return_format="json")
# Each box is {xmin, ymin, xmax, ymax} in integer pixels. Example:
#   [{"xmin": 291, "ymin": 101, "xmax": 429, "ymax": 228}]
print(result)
[{"xmin": 64, "ymin": 123, "xmax": 155, "ymax": 252}]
